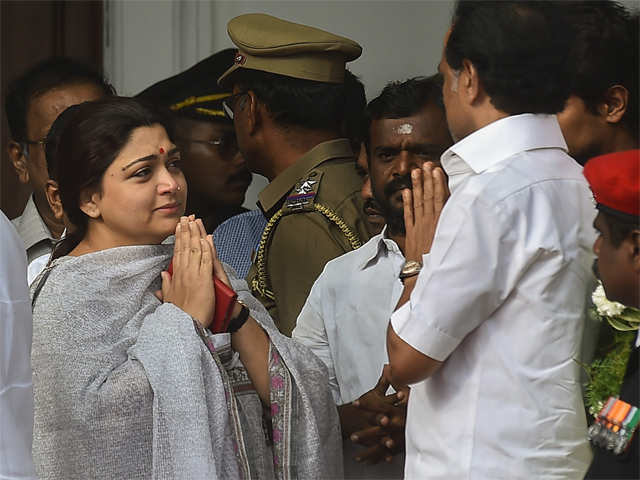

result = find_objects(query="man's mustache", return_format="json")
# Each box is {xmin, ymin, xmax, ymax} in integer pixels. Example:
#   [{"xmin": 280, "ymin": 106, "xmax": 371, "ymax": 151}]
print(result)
[
  {"xmin": 383, "ymin": 175, "xmax": 412, "ymax": 198},
  {"xmin": 592, "ymin": 258, "xmax": 600, "ymax": 279},
  {"xmin": 363, "ymin": 198, "xmax": 383, "ymax": 216}
]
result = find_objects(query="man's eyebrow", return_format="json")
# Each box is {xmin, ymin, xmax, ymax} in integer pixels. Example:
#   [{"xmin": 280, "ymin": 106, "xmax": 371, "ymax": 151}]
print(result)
[{"xmin": 374, "ymin": 145, "xmax": 400, "ymax": 153}]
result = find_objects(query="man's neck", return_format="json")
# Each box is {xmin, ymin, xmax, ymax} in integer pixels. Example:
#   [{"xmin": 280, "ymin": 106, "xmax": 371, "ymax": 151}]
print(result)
[
  {"xmin": 607, "ymin": 128, "xmax": 638, "ymax": 155},
  {"xmin": 33, "ymin": 193, "xmax": 64, "ymax": 239},
  {"xmin": 260, "ymin": 128, "xmax": 340, "ymax": 181}
]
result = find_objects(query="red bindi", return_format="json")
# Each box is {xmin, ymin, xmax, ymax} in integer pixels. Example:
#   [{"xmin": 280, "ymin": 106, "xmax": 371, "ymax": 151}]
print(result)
[{"xmin": 159, "ymin": 147, "xmax": 165, "ymax": 154}]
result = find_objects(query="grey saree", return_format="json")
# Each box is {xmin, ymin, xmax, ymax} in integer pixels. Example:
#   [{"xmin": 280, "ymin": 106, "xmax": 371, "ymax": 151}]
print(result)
[{"xmin": 30, "ymin": 244, "xmax": 342, "ymax": 479}]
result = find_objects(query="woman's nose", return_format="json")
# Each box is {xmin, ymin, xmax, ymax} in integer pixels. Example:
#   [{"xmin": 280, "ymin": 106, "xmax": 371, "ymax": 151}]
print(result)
[{"xmin": 157, "ymin": 167, "xmax": 179, "ymax": 193}]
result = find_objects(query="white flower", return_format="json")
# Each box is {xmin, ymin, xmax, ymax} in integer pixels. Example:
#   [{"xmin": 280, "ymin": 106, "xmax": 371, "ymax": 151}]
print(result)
[{"xmin": 592, "ymin": 283, "xmax": 626, "ymax": 317}]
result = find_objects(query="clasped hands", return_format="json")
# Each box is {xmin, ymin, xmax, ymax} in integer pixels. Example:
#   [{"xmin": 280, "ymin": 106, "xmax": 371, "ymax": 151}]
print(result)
[
  {"xmin": 402, "ymin": 162, "xmax": 450, "ymax": 264},
  {"xmin": 155, "ymin": 215, "xmax": 231, "ymax": 328},
  {"xmin": 345, "ymin": 365, "xmax": 409, "ymax": 464}
]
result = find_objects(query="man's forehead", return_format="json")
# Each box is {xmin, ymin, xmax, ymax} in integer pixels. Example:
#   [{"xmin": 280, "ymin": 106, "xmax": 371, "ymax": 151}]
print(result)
[
  {"xmin": 373, "ymin": 110, "xmax": 441, "ymax": 137},
  {"xmin": 27, "ymin": 83, "xmax": 103, "ymax": 134}
]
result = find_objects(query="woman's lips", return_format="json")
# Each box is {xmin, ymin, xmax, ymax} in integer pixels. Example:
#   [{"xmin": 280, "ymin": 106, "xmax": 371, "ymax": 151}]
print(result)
[{"xmin": 155, "ymin": 202, "xmax": 181, "ymax": 214}]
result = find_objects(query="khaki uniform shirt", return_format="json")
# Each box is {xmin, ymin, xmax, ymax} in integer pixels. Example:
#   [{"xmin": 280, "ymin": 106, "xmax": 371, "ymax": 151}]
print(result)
[{"xmin": 247, "ymin": 139, "xmax": 372, "ymax": 336}]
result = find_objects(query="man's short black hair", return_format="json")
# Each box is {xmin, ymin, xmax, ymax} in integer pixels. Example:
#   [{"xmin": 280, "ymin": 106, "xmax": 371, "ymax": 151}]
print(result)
[
  {"xmin": 341, "ymin": 70, "xmax": 367, "ymax": 149},
  {"xmin": 364, "ymin": 75, "xmax": 444, "ymax": 151},
  {"xmin": 231, "ymin": 68, "xmax": 356, "ymax": 134},
  {"xmin": 566, "ymin": 2, "xmax": 638, "ymax": 140},
  {"xmin": 445, "ymin": 1, "xmax": 572, "ymax": 115},
  {"xmin": 5, "ymin": 56, "xmax": 115, "ymax": 142},
  {"xmin": 603, "ymin": 211, "xmax": 640, "ymax": 248}
]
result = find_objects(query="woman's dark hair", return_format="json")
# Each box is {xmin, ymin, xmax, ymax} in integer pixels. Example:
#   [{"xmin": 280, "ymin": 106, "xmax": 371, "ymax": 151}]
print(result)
[
  {"xmin": 445, "ymin": 1, "xmax": 573, "ymax": 115},
  {"xmin": 232, "ymin": 68, "xmax": 355, "ymax": 134},
  {"xmin": 51, "ymin": 96, "xmax": 169, "ymax": 258},
  {"xmin": 45, "ymin": 104, "xmax": 83, "ymax": 181}
]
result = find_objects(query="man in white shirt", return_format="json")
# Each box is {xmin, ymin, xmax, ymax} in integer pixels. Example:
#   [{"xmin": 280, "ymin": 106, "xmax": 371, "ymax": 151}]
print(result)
[
  {"xmin": 386, "ymin": 2, "xmax": 596, "ymax": 478},
  {"xmin": 294, "ymin": 75, "xmax": 452, "ymax": 478},
  {"xmin": 6, "ymin": 57, "xmax": 113, "ymax": 279},
  {"xmin": 0, "ymin": 211, "xmax": 36, "ymax": 479}
]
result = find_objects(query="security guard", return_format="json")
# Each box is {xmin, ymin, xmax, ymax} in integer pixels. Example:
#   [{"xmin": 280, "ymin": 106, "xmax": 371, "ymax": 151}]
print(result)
[
  {"xmin": 137, "ymin": 49, "xmax": 252, "ymax": 232},
  {"xmin": 218, "ymin": 13, "xmax": 373, "ymax": 335}
]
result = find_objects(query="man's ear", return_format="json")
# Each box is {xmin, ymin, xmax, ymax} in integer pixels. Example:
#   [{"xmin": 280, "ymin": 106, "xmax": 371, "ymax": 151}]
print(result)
[
  {"xmin": 460, "ymin": 59, "xmax": 480, "ymax": 105},
  {"xmin": 45, "ymin": 179, "xmax": 64, "ymax": 220},
  {"xmin": 8, "ymin": 140, "xmax": 29, "ymax": 184},
  {"xmin": 244, "ymin": 90, "xmax": 261, "ymax": 135},
  {"xmin": 602, "ymin": 85, "xmax": 628, "ymax": 125},
  {"xmin": 78, "ymin": 189, "xmax": 101, "ymax": 219}
]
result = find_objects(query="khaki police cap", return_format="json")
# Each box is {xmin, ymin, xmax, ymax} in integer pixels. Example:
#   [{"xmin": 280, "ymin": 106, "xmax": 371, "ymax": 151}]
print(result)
[{"xmin": 218, "ymin": 13, "xmax": 362, "ymax": 87}]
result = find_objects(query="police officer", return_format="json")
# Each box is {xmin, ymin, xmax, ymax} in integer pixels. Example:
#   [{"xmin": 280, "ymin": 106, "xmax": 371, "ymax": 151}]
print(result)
[
  {"xmin": 218, "ymin": 13, "xmax": 373, "ymax": 335},
  {"xmin": 137, "ymin": 49, "xmax": 252, "ymax": 232}
]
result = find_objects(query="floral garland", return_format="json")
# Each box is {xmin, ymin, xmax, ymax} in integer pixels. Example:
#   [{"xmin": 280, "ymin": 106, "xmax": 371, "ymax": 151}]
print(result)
[{"xmin": 584, "ymin": 282, "xmax": 640, "ymax": 417}]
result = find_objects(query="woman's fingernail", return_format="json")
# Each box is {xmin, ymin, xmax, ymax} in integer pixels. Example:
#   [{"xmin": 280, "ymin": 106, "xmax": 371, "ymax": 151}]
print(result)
[
  {"xmin": 386, "ymin": 439, "xmax": 394, "ymax": 448},
  {"xmin": 350, "ymin": 434, "xmax": 358, "ymax": 442}
]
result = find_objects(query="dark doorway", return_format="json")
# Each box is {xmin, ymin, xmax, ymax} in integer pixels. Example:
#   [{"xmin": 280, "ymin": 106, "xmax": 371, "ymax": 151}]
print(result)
[{"xmin": 1, "ymin": 0, "xmax": 103, "ymax": 219}]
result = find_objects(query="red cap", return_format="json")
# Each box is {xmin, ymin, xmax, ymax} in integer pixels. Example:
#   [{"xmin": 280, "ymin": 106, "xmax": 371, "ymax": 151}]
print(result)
[{"xmin": 583, "ymin": 149, "xmax": 640, "ymax": 219}]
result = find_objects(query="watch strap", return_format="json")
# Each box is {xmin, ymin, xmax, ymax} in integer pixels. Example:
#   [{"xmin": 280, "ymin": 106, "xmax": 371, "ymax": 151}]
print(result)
[
  {"xmin": 227, "ymin": 302, "xmax": 250, "ymax": 333},
  {"xmin": 399, "ymin": 260, "xmax": 422, "ymax": 279}
]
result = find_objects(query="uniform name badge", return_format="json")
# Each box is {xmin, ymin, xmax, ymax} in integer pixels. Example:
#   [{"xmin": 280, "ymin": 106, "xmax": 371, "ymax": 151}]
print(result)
[{"xmin": 589, "ymin": 396, "xmax": 640, "ymax": 455}]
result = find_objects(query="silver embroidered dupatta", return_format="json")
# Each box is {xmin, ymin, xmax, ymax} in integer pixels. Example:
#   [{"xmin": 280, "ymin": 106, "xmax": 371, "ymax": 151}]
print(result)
[{"xmin": 30, "ymin": 244, "xmax": 342, "ymax": 480}]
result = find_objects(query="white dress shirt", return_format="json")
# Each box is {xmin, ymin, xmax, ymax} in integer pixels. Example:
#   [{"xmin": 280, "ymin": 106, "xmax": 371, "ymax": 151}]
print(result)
[
  {"xmin": 294, "ymin": 229, "xmax": 405, "ymax": 478},
  {"xmin": 0, "ymin": 211, "xmax": 36, "ymax": 479},
  {"xmin": 391, "ymin": 114, "xmax": 596, "ymax": 479},
  {"xmin": 11, "ymin": 195, "xmax": 55, "ymax": 266}
]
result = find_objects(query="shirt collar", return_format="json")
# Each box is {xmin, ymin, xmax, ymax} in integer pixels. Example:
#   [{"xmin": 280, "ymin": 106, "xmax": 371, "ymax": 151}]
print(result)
[
  {"xmin": 359, "ymin": 226, "xmax": 402, "ymax": 270},
  {"xmin": 14, "ymin": 195, "xmax": 55, "ymax": 251},
  {"xmin": 258, "ymin": 138, "xmax": 354, "ymax": 214},
  {"xmin": 441, "ymin": 114, "xmax": 567, "ymax": 178}
]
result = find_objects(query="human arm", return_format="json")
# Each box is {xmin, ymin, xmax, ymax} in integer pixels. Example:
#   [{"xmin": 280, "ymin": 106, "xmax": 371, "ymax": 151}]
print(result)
[
  {"xmin": 160, "ymin": 216, "xmax": 270, "ymax": 403},
  {"xmin": 387, "ymin": 164, "xmax": 448, "ymax": 386},
  {"xmin": 346, "ymin": 366, "xmax": 409, "ymax": 464},
  {"xmin": 292, "ymin": 277, "xmax": 341, "ymax": 402},
  {"xmin": 210, "ymin": 239, "xmax": 270, "ymax": 405},
  {"xmin": 387, "ymin": 164, "xmax": 515, "ymax": 386}
]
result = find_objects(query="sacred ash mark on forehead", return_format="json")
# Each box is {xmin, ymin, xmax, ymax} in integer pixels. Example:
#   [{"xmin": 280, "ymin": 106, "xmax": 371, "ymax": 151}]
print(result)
[{"xmin": 396, "ymin": 123, "xmax": 413, "ymax": 135}]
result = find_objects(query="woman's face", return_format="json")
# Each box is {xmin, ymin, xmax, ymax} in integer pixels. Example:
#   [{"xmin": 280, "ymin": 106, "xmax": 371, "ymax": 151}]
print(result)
[{"xmin": 89, "ymin": 124, "xmax": 187, "ymax": 245}]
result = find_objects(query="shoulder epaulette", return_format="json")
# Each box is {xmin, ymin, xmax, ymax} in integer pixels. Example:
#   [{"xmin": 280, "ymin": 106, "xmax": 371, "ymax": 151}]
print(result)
[
  {"xmin": 282, "ymin": 170, "xmax": 323, "ymax": 214},
  {"xmin": 250, "ymin": 169, "xmax": 363, "ymax": 301}
]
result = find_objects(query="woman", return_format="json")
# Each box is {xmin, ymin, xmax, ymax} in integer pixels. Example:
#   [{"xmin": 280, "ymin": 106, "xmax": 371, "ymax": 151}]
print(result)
[{"xmin": 30, "ymin": 97, "xmax": 341, "ymax": 479}]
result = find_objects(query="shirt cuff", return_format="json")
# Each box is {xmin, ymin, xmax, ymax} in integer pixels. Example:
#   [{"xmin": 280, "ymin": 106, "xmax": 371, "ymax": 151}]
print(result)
[{"xmin": 390, "ymin": 301, "xmax": 459, "ymax": 362}]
